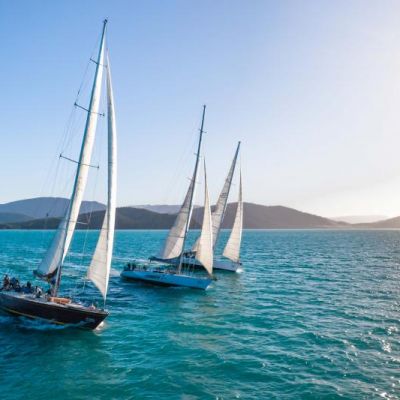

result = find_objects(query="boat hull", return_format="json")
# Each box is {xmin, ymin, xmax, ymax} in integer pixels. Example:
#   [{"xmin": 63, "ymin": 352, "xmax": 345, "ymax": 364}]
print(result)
[
  {"xmin": 0, "ymin": 292, "xmax": 108, "ymax": 330},
  {"xmin": 213, "ymin": 259, "xmax": 241, "ymax": 272},
  {"xmin": 121, "ymin": 270, "xmax": 212, "ymax": 290},
  {"xmin": 181, "ymin": 256, "xmax": 241, "ymax": 272}
]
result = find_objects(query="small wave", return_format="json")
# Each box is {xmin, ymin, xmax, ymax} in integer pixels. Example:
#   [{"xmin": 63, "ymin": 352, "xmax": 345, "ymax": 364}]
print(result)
[
  {"xmin": 109, "ymin": 268, "xmax": 121, "ymax": 277},
  {"xmin": 387, "ymin": 326, "xmax": 398, "ymax": 335},
  {"xmin": 0, "ymin": 315, "xmax": 16, "ymax": 325},
  {"xmin": 0, "ymin": 315, "xmax": 88, "ymax": 331},
  {"xmin": 381, "ymin": 339, "xmax": 392, "ymax": 353}
]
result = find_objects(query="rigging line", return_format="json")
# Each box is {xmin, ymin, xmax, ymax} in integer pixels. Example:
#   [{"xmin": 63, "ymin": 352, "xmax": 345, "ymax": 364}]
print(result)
[
  {"xmin": 90, "ymin": 58, "xmax": 107, "ymax": 67},
  {"xmin": 74, "ymin": 102, "xmax": 105, "ymax": 117},
  {"xmin": 161, "ymin": 125, "xmax": 199, "ymax": 205},
  {"xmin": 76, "ymin": 29, "xmax": 103, "ymax": 100},
  {"xmin": 59, "ymin": 154, "xmax": 100, "ymax": 169},
  {"xmin": 39, "ymin": 160, "xmax": 63, "ymax": 247},
  {"xmin": 59, "ymin": 104, "xmax": 79, "ymax": 152},
  {"xmin": 35, "ymin": 27, "xmax": 103, "ymax": 228},
  {"xmin": 35, "ymin": 108, "xmax": 77, "ymax": 223},
  {"xmin": 80, "ymin": 163, "xmax": 100, "ymax": 270},
  {"xmin": 61, "ymin": 32, "xmax": 103, "ymax": 156}
]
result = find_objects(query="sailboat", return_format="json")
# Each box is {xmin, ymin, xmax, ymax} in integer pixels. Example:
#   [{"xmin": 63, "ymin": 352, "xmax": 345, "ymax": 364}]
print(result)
[
  {"xmin": 183, "ymin": 142, "xmax": 244, "ymax": 272},
  {"xmin": 214, "ymin": 170, "xmax": 243, "ymax": 271},
  {"xmin": 121, "ymin": 106, "xmax": 214, "ymax": 290},
  {"xmin": 0, "ymin": 20, "xmax": 117, "ymax": 329}
]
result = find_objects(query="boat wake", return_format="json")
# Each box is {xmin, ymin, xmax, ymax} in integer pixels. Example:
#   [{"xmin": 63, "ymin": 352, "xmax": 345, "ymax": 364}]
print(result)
[
  {"xmin": 110, "ymin": 268, "xmax": 121, "ymax": 277},
  {"xmin": 0, "ymin": 314, "xmax": 87, "ymax": 331}
]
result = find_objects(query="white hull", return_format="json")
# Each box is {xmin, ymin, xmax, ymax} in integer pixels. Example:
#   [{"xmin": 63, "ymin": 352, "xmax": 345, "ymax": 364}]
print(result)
[
  {"xmin": 183, "ymin": 257, "xmax": 242, "ymax": 272},
  {"xmin": 182, "ymin": 256, "xmax": 241, "ymax": 272},
  {"xmin": 120, "ymin": 270, "xmax": 212, "ymax": 290},
  {"xmin": 213, "ymin": 259, "xmax": 241, "ymax": 272}
]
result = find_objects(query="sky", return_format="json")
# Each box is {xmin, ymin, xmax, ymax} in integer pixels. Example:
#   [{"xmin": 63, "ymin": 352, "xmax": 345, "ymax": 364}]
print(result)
[{"xmin": 2, "ymin": 0, "xmax": 400, "ymax": 218}]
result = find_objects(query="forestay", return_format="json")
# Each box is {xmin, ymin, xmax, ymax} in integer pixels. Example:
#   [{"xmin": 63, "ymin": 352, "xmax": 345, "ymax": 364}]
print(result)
[
  {"xmin": 223, "ymin": 171, "xmax": 243, "ymax": 263},
  {"xmin": 87, "ymin": 53, "xmax": 117, "ymax": 299},
  {"xmin": 36, "ymin": 24, "xmax": 107, "ymax": 279}
]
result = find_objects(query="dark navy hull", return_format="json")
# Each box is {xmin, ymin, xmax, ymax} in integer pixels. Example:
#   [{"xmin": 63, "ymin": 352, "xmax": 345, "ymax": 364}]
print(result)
[{"xmin": 0, "ymin": 292, "xmax": 108, "ymax": 330}]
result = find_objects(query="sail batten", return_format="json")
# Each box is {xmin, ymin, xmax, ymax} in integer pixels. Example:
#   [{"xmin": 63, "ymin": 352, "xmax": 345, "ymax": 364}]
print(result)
[
  {"xmin": 195, "ymin": 162, "xmax": 213, "ymax": 275},
  {"xmin": 87, "ymin": 52, "xmax": 117, "ymax": 300},
  {"xmin": 223, "ymin": 171, "xmax": 243, "ymax": 263},
  {"xmin": 36, "ymin": 21, "xmax": 107, "ymax": 286}
]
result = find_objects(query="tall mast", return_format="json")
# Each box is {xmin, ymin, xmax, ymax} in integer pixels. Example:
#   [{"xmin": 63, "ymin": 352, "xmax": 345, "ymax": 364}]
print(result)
[
  {"xmin": 53, "ymin": 20, "xmax": 108, "ymax": 296},
  {"xmin": 177, "ymin": 105, "xmax": 206, "ymax": 273}
]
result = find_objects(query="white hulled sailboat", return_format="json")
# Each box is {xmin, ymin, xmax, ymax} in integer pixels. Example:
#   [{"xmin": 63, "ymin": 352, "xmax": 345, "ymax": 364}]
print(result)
[
  {"xmin": 0, "ymin": 20, "xmax": 117, "ymax": 329},
  {"xmin": 214, "ymin": 170, "xmax": 243, "ymax": 271},
  {"xmin": 121, "ymin": 106, "xmax": 214, "ymax": 290},
  {"xmin": 183, "ymin": 142, "xmax": 244, "ymax": 271}
]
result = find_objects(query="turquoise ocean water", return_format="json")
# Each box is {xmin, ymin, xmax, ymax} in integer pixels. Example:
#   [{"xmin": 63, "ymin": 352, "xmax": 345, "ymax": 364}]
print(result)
[{"xmin": 0, "ymin": 229, "xmax": 399, "ymax": 399}]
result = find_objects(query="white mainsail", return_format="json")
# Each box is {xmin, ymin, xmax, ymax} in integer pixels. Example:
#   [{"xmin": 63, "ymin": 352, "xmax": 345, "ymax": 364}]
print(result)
[
  {"xmin": 158, "ymin": 178, "xmax": 196, "ymax": 260},
  {"xmin": 87, "ymin": 53, "xmax": 117, "ymax": 300},
  {"xmin": 36, "ymin": 22, "xmax": 107, "ymax": 279},
  {"xmin": 223, "ymin": 171, "xmax": 243, "ymax": 263},
  {"xmin": 195, "ymin": 163, "xmax": 213, "ymax": 276},
  {"xmin": 157, "ymin": 106, "xmax": 206, "ymax": 262},
  {"xmin": 192, "ymin": 141, "xmax": 240, "ymax": 251}
]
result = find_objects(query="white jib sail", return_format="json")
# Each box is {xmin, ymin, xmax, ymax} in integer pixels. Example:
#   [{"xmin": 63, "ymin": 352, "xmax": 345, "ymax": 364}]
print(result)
[
  {"xmin": 223, "ymin": 171, "xmax": 243, "ymax": 263},
  {"xmin": 195, "ymin": 162, "xmax": 213, "ymax": 276},
  {"xmin": 36, "ymin": 25, "xmax": 106, "ymax": 278},
  {"xmin": 87, "ymin": 53, "xmax": 117, "ymax": 300},
  {"xmin": 192, "ymin": 141, "xmax": 240, "ymax": 251}
]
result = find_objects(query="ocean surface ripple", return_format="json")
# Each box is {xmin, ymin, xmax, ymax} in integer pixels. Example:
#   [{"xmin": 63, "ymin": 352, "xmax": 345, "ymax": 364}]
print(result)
[{"xmin": 0, "ymin": 229, "xmax": 399, "ymax": 399}]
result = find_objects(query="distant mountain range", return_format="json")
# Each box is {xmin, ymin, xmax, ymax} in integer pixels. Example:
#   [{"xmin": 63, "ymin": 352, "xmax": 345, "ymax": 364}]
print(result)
[
  {"xmin": 0, "ymin": 197, "xmax": 105, "ymax": 220},
  {"xmin": 134, "ymin": 205, "xmax": 183, "ymax": 214},
  {"xmin": 0, "ymin": 197, "xmax": 399, "ymax": 229},
  {"xmin": 331, "ymin": 215, "xmax": 388, "ymax": 224},
  {"xmin": 353, "ymin": 216, "xmax": 400, "ymax": 229}
]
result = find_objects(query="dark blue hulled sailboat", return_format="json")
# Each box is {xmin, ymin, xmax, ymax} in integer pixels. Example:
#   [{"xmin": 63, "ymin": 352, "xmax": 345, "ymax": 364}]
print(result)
[{"xmin": 0, "ymin": 20, "xmax": 118, "ymax": 329}]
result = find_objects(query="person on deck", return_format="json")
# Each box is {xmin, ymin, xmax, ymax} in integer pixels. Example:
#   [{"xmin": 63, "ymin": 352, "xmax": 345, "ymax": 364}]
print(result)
[
  {"xmin": 22, "ymin": 281, "xmax": 33, "ymax": 294},
  {"xmin": 2, "ymin": 275, "xmax": 10, "ymax": 290},
  {"xmin": 34, "ymin": 286, "xmax": 42, "ymax": 298},
  {"xmin": 10, "ymin": 277, "xmax": 17, "ymax": 289},
  {"xmin": 14, "ymin": 281, "xmax": 21, "ymax": 292}
]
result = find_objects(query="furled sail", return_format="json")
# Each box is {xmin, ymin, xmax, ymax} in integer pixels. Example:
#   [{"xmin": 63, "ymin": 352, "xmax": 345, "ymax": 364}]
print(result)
[
  {"xmin": 192, "ymin": 141, "xmax": 240, "ymax": 251},
  {"xmin": 223, "ymin": 171, "xmax": 243, "ymax": 263},
  {"xmin": 35, "ymin": 22, "xmax": 107, "ymax": 279},
  {"xmin": 157, "ymin": 106, "xmax": 206, "ymax": 261},
  {"xmin": 87, "ymin": 53, "xmax": 117, "ymax": 300},
  {"xmin": 195, "ymin": 163, "xmax": 213, "ymax": 276}
]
